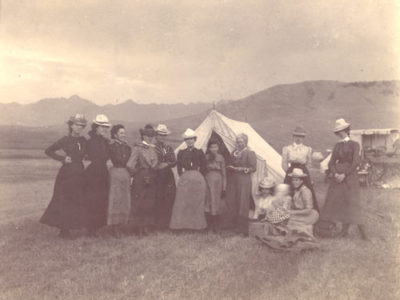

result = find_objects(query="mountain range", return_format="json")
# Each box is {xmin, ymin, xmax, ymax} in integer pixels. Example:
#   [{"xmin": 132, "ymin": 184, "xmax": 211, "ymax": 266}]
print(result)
[
  {"xmin": 0, "ymin": 80, "xmax": 399, "ymax": 152},
  {"xmin": 0, "ymin": 96, "xmax": 212, "ymax": 127}
]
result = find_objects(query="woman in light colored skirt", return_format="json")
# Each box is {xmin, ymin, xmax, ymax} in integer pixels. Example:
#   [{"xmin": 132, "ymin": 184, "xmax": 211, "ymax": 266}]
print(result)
[
  {"xmin": 254, "ymin": 169, "xmax": 319, "ymax": 251},
  {"xmin": 287, "ymin": 168, "xmax": 319, "ymax": 239},
  {"xmin": 204, "ymin": 139, "xmax": 227, "ymax": 232},
  {"xmin": 170, "ymin": 128, "xmax": 207, "ymax": 230},
  {"xmin": 107, "ymin": 124, "xmax": 132, "ymax": 237}
]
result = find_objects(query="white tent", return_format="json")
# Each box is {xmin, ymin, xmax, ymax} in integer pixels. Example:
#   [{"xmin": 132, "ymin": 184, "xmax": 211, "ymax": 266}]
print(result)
[{"xmin": 174, "ymin": 110, "xmax": 285, "ymax": 199}]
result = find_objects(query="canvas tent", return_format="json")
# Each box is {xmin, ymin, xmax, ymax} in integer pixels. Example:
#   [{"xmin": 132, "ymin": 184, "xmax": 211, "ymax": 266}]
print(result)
[
  {"xmin": 173, "ymin": 110, "xmax": 285, "ymax": 199},
  {"xmin": 320, "ymin": 128, "xmax": 400, "ymax": 173}
]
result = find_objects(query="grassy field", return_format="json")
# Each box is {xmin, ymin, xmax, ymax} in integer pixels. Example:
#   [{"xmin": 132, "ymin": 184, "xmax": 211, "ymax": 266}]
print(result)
[{"xmin": 0, "ymin": 151, "xmax": 399, "ymax": 299}]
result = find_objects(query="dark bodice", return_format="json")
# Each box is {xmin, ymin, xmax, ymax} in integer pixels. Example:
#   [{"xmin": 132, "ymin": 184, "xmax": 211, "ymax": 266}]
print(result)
[
  {"xmin": 155, "ymin": 141, "xmax": 177, "ymax": 168},
  {"xmin": 109, "ymin": 140, "xmax": 132, "ymax": 168},
  {"xmin": 177, "ymin": 147, "xmax": 206, "ymax": 176},
  {"xmin": 45, "ymin": 136, "xmax": 87, "ymax": 164},
  {"xmin": 230, "ymin": 148, "xmax": 257, "ymax": 173},
  {"xmin": 86, "ymin": 134, "xmax": 110, "ymax": 165},
  {"xmin": 328, "ymin": 140, "xmax": 360, "ymax": 176},
  {"xmin": 332, "ymin": 141, "xmax": 357, "ymax": 163}
]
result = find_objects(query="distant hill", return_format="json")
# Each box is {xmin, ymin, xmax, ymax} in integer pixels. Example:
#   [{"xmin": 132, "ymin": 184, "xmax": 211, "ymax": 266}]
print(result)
[
  {"xmin": 0, "ymin": 95, "xmax": 211, "ymax": 127},
  {"xmin": 0, "ymin": 80, "xmax": 399, "ymax": 153},
  {"xmin": 214, "ymin": 80, "xmax": 400, "ymax": 152}
]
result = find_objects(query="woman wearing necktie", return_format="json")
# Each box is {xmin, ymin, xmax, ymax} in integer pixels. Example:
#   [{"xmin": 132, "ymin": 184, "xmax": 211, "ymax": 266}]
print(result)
[
  {"xmin": 281, "ymin": 126, "xmax": 319, "ymax": 212},
  {"xmin": 40, "ymin": 114, "xmax": 88, "ymax": 238}
]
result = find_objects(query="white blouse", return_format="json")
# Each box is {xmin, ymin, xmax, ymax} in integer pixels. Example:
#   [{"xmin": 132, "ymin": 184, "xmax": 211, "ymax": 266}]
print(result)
[{"xmin": 281, "ymin": 143, "xmax": 312, "ymax": 172}]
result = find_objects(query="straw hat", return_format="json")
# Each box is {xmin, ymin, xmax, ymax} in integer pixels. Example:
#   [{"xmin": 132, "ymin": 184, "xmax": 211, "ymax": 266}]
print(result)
[
  {"xmin": 288, "ymin": 168, "xmax": 308, "ymax": 178},
  {"xmin": 67, "ymin": 113, "xmax": 87, "ymax": 127},
  {"xmin": 259, "ymin": 178, "xmax": 276, "ymax": 189},
  {"xmin": 333, "ymin": 118, "xmax": 350, "ymax": 133},
  {"xmin": 182, "ymin": 128, "xmax": 197, "ymax": 139},
  {"xmin": 292, "ymin": 126, "xmax": 307, "ymax": 137},
  {"xmin": 93, "ymin": 114, "xmax": 111, "ymax": 127},
  {"xmin": 155, "ymin": 124, "xmax": 171, "ymax": 136}
]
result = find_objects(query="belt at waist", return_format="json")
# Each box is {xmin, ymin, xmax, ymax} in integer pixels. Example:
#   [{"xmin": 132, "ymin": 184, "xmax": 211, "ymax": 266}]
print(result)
[
  {"xmin": 289, "ymin": 162, "xmax": 306, "ymax": 168},
  {"xmin": 206, "ymin": 168, "xmax": 222, "ymax": 172},
  {"xmin": 335, "ymin": 160, "xmax": 351, "ymax": 164}
]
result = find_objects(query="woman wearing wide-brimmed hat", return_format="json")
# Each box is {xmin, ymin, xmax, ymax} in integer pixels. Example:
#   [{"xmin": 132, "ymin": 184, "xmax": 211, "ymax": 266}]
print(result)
[
  {"xmin": 84, "ymin": 114, "xmax": 111, "ymax": 237},
  {"xmin": 320, "ymin": 118, "xmax": 367, "ymax": 239},
  {"xmin": 287, "ymin": 168, "xmax": 319, "ymax": 239},
  {"xmin": 253, "ymin": 169, "xmax": 319, "ymax": 251},
  {"xmin": 169, "ymin": 128, "xmax": 207, "ymax": 230},
  {"xmin": 153, "ymin": 124, "xmax": 177, "ymax": 230},
  {"xmin": 127, "ymin": 124, "xmax": 159, "ymax": 236},
  {"xmin": 40, "ymin": 114, "xmax": 88, "ymax": 238},
  {"xmin": 282, "ymin": 126, "xmax": 319, "ymax": 211},
  {"xmin": 107, "ymin": 124, "xmax": 132, "ymax": 237},
  {"xmin": 252, "ymin": 177, "xmax": 276, "ymax": 220}
]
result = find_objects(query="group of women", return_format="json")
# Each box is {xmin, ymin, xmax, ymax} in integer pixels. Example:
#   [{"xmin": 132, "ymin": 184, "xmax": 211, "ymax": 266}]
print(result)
[
  {"xmin": 41, "ymin": 114, "xmax": 177, "ymax": 238},
  {"xmin": 41, "ymin": 113, "xmax": 367, "ymax": 249},
  {"xmin": 250, "ymin": 118, "xmax": 366, "ymax": 250}
]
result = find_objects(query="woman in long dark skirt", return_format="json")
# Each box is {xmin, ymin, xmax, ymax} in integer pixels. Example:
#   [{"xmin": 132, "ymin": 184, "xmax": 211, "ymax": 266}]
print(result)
[
  {"xmin": 154, "ymin": 124, "xmax": 177, "ymax": 230},
  {"xmin": 320, "ymin": 118, "xmax": 367, "ymax": 240},
  {"xmin": 226, "ymin": 133, "xmax": 257, "ymax": 236},
  {"xmin": 127, "ymin": 124, "xmax": 159, "ymax": 237},
  {"xmin": 107, "ymin": 124, "xmax": 132, "ymax": 237},
  {"xmin": 282, "ymin": 126, "xmax": 319, "ymax": 211},
  {"xmin": 40, "ymin": 114, "xmax": 88, "ymax": 239},
  {"xmin": 84, "ymin": 114, "xmax": 111, "ymax": 237}
]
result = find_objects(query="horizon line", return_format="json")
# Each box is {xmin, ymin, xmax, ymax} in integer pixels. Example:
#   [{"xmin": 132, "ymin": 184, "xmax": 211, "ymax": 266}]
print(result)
[{"xmin": 1, "ymin": 78, "xmax": 399, "ymax": 106}]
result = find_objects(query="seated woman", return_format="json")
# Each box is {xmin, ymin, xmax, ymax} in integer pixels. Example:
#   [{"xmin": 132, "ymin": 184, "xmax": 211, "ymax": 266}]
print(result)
[
  {"xmin": 287, "ymin": 168, "xmax": 319, "ymax": 240},
  {"xmin": 252, "ymin": 169, "xmax": 319, "ymax": 251},
  {"xmin": 252, "ymin": 178, "xmax": 275, "ymax": 220},
  {"xmin": 249, "ymin": 181, "xmax": 290, "ymax": 236},
  {"xmin": 282, "ymin": 126, "xmax": 319, "ymax": 211},
  {"xmin": 264, "ymin": 184, "xmax": 291, "ymax": 225}
]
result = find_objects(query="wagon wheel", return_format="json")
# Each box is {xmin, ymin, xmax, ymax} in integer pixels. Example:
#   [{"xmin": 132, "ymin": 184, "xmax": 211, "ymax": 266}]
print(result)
[{"xmin": 368, "ymin": 163, "xmax": 385, "ymax": 183}]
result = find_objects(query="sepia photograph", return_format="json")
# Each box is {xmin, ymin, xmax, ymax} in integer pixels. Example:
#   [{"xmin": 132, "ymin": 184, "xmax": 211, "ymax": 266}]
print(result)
[{"xmin": 0, "ymin": 0, "xmax": 399, "ymax": 299}]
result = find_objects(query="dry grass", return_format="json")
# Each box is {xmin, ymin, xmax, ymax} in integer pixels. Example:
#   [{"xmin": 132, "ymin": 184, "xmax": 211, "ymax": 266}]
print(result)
[{"xmin": 0, "ymin": 154, "xmax": 399, "ymax": 300}]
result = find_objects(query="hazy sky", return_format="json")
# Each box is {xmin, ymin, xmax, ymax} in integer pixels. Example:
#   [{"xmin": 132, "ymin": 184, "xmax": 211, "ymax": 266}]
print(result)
[{"xmin": 0, "ymin": 0, "xmax": 399, "ymax": 105}]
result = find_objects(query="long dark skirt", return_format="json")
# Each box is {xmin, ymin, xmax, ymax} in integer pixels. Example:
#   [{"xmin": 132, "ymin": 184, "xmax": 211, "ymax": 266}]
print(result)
[
  {"xmin": 321, "ymin": 162, "xmax": 363, "ymax": 224},
  {"xmin": 154, "ymin": 168, "xmax": 176, "ymax": 229},
  {"xmin": 284, "ymin": 163, "xmax": 319, "ymax": 212},
  {"xmin": 84, "ymin": 162, "xmax": 109, "ymax": 230},
  {"xmin": 225, "ymin": 171, "xmax": 252, "ymax": 234},
  {"xmin": 130, "ymin": 169, "xmax": 157, "ymax": 227},
  {"xmin": 40, "ymin": 163, "xmax": 86, "ymax": 230}
]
